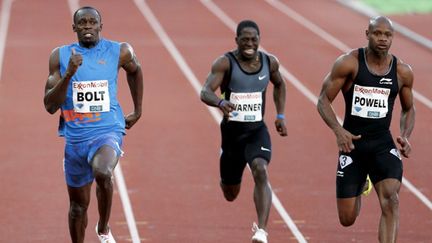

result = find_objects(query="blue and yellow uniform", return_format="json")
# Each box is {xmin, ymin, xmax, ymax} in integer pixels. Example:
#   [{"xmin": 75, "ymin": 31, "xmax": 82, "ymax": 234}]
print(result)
[{"xmin": 59, "ymin": 39, "xmax": 124, "ymax": 187}]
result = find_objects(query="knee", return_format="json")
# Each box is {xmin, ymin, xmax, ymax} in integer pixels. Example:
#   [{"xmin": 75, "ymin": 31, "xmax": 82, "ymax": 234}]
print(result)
[
  {"xmin": 223, "ymin": 192, "xmax": 238, "ymax": 202},
  {"xmin": 69, "ymin": 202, "xmax": 88, "ymax": 219},
  {"xmin": 93, "ymin": 168, "xmax": 113, "ymax": 186},
  {"xmin": 251, "ymin": 161, "xmax": 268, "ymax": 183},
  {"xmin": 381, "ymin": 193, "xmax": 399, "ymax": 214},
  {"xmin": 220, "ymin": 182, "xmax": 240, "ymax": 202}
]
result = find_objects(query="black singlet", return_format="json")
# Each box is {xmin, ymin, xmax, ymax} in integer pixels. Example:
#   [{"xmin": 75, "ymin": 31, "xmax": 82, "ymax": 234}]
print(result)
[{"xmin": 342, "ymin": 48, "xmax": 399, "ymax": 137}]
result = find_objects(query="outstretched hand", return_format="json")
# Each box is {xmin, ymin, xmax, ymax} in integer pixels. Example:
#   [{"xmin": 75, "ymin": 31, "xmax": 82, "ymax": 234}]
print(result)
[
  {"xmin": 125, "ymin": 111, "xmax": 141, "ymax": 129},
  {"xmin": 397, "ymin": 136, "xmax": 411, "ymax": 158},
  {"xmin": 335, "ymin": 127, "xmax": 361, "ymax": 153},
  {"xmin": 275, "ymin": 119, "xmax": 287, "ymax": 136}
]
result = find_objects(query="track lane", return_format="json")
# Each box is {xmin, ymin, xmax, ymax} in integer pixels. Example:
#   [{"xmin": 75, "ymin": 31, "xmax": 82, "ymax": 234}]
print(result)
[
  {"xmin": 279, "ymin": 0, "xmax": 432, "ymax": 100},
  {"xmin": 0, "ymin": 0, "xmax": 78, "ymax": 241},
  {"xmin": 206, "ymin": 0, "xmax": 431, "ymax": 241},
  {"xmin": 132, "ymin": 0, "xmax": 304, "ymax": 241},
  {"xmin": 273, "ymin": 0, "xmax": 432, "ymax": 203},
  {"xmin": 2, "ymin": 0, "xmax": 431, "ymax": 242}
]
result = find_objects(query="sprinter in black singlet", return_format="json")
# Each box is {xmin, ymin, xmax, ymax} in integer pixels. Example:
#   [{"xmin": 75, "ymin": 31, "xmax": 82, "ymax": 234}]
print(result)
[
  {"xmin": 200, "ymin": 20, "xmax": 287, "ymax": 243},
  {"xmin": 317, "ymin": 16, "xmax": 415, "ymax": 242}
]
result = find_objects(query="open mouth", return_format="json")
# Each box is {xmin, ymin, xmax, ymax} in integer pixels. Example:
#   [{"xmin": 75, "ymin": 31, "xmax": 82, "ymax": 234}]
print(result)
[{"xmin": 244, "ymin": 49, "xmax": 254, "ymax": 55}]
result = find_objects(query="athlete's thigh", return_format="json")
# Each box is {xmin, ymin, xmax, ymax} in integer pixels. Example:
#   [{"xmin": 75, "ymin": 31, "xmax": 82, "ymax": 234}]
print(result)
[
  {"xmin": 88, "ymin": 132, "xmax": 123, "ymax": 172},
  {"xmin": 67, "ymin": 182, "xmax": 92, "ymax": 206},
  {"xmin": 245, "ymin": 124, "xmax": 271, "ymax": 164},
  {"xmin": 64, "ymin": 141, "xmax": 94, "ymax": 188},
  {"xmin": 220, "ymin": 123, "xmax": 247, "ymax": 185},
  {"xmin": 370, "ymin": 147, "xmax": 403, "ymax": 184},
  {"xmin": 336, "ymin": 151, "xmax": 368, "ymax": 198}
]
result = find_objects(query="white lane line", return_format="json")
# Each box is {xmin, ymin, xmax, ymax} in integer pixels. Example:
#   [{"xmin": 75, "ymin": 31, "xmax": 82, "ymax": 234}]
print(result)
[
  {"xmin": 402, "ymin": 177, "xmax": 432, "ymax": 210},
  {"xmin": 265, "ymin": 0, "xmax": 350, "ymax": 53},
  {"xmin": 113, "ymin": 162, "xmax": 142, "ymax": 242},
  {"xmin": 266, "ymin": 0, "xmax": 432, "ymax": 211},
  {"xmin": 132, "ymin": 0, "xmax": 221, "ymax": 123},
  {"xmin": 133, "ymin": 0, "xmax": 307, "ymax": 242},
  {"xmin": 66, "ymin": 2, "xmax": 141, "ymax": 242},
  {"xmin": 0, "ymin": 0, "xmax": 14, "ymax": 81},
  {"xmin": 267, "ymin": 0, "xmax": 432, "ymax": 110},
  {"xmin": 200, "ymin": 0, "xmax": 308, "ymax": 242},
  {"xmin": 67, "ymin": 0, "xmax": 79, "ymax": 17},
  {"xmin": 338, "ymin": 0, "xmax": 432, "ymax": 51}
]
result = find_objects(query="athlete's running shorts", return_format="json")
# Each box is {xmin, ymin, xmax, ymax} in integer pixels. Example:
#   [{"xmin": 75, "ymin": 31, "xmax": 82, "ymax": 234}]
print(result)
[
  {"xmin": 220, "ymin": 120, "xmax": 272, "ymax": 185},
  {"xmin": 336, "ymin": 131, "xmax": 403, "ymax": 198},
  {"xmin": 63, "ymin": 132, "xmax": 123, "ymax": 188}
]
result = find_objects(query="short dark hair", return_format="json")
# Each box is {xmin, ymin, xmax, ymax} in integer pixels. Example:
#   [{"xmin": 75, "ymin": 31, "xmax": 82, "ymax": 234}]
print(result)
[
  {"xmin": 236, "ymin": 20, "xmax": 260, "ymax": 37},
  {"xmin": 73, "ymin": 6, "xmax": 102, "ymax": 24}
]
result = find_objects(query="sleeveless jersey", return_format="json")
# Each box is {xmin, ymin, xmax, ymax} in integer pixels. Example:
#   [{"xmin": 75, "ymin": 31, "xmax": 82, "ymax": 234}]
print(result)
[
  {"xmin": 223, "ymin": 51, "xmax": 270, "ymax": 125},
  {"xmin": 58, "ymin": 39, "xmax": 125, "ymax": 142},
  {"xmin": 343, "ymin": 48, "xmax": 399, "ymax": 136}
]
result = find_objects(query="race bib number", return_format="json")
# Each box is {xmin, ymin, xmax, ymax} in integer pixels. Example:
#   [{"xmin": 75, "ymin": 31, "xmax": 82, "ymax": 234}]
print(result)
[
  {"xmin": 72, "ymin": 80, "xmax": 110, "ymax": 113},
  {"xmin": 229, "ymin": 92, "xmax": 262, "ymax": 122},
  {"xmin": 351, "ymin": 84, "xmax": 389, "ymax": 119}
]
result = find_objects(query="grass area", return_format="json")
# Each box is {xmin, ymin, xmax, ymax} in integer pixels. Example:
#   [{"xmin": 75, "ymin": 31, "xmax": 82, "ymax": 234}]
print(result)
[{"xmin": 362, "ymin": 0, "xmax": 432, "ymax": 14}]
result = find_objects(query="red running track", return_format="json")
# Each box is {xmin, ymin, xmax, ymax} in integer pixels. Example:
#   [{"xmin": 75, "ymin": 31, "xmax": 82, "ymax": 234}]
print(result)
[{"xmin": 0, "ymin": 0, "xmax": 430, "ymax": 242}]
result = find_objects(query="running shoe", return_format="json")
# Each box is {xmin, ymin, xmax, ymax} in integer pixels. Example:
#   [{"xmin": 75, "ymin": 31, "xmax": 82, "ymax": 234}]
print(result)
[
  {"xmin": 95, "ymin": 223, "xmax": 116, "ymax": 243},
  {"xmin": 251, "ymin": 222, "xmax": 268, "ymax": 243},
  {"xmin": 362, "ymin": 175, "xmax": 373, "ymax": 196}
]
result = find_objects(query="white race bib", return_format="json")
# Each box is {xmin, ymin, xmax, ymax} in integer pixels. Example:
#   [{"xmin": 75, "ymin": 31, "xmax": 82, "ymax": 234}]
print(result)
[
  {"xmin": 351, "ymin": 84, "xmax": 390, "ymax": 119},
  {"xmin": 229, "ymin": 92, "xmax": 262, "ymax": 122},
  {"xmin": 72, "ymin": 80, "xmax": 110, "ymax": 113}
]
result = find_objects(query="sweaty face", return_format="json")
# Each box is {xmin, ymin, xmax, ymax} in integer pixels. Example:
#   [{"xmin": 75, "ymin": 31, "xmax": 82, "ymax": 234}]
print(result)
[
  {"xmin": 73, "ymin": 9, "xmax": 102, "ymax": 48},
  {"xmin": 236, "ymin": 27, "xmax": 260, "ymax": 60},
  {"xmin": 367, "ymin": 21, "xmax": 393, "ymax": 55}
]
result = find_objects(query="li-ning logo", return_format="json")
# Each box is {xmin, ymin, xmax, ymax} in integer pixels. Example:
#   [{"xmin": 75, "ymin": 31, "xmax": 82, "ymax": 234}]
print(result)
[
  {"xmin": 258, "ymin": 75, "xmax": 267, "ymax": 80},
  {"xmin": 379, "ymin": 77, "xmax": 392, "ymax": 85}
]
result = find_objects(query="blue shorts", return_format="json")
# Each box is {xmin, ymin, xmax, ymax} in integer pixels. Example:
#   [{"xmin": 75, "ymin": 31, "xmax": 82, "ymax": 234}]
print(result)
[{"xmin": 63, "ymin": 132, "xmax": 123, "ymax": 188}]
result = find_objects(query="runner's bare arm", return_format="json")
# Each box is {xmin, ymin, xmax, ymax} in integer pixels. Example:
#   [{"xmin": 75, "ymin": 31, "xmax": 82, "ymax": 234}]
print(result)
[
  {"xmin": 200, "ymin": 56, "xmax": 235, "ymax": 116},
  {"xmin": 269, "ymin": 55, "xmax": 287, "ymax": 136},
  {"xmin": 396, "ymin": 61, "xmax": 415, "ymax": 158},
  {"xmin": 44, "ymin": 47, "xmax": 82, "ymax": 114},
  {"xmin": 120, "ymin": 42, "xmax": 143, "ymax": 129},
  {"xmin": 317, "ymin": 53, "xmax": 360, "ymax": 152}
]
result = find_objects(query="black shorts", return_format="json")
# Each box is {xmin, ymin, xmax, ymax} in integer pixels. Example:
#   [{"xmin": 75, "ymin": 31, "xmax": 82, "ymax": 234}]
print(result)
[
  {"xmin": 220, "ymin": 120, "xmax": 271, "ymax": 185},
  {"xmin": 336, "ymin": 131, "xmax": 403, "ymax": 198}
]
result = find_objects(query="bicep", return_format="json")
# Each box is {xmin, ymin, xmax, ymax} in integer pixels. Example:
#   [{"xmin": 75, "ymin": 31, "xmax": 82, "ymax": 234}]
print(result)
[
  {"xmin": 320, "ymin": 55, "xmax": 355, "ymax": 102},
  {"xmin": 45, "ymin": 48, "xmax": 61, "ymax": 93},
  {"xmin": 120, "ymin": 43, "xmax": 140, "ymax": 73},
  {"xmin": 203, "ymin": 57, "xmax": 228, "ymax": 92},
  {"xmin": 320, "ymin": 73, "xmax": 344, "ymax": 102},
  {"xmin": 398, "ymin": 64, "xmax": 414, "ymax": 111},
  {"xmin": 268, "ymin": 55, "xmax": 284, "ymax": 87}
]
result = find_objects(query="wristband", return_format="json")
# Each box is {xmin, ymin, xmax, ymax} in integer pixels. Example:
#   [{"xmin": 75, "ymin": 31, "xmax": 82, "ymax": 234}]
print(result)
[
  {"xmin": 218, "ymin": 99, "xmax": 226, "ymax": 107},
  {"xmin": 276, "ymin": 114, "xmax": 285, "ymax": 120}
]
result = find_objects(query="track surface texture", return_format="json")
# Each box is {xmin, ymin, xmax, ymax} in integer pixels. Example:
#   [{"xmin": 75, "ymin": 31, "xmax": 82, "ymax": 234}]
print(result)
[{"xmin": 0, "ymin": 0, "xmax": 430, "ymax": 242}]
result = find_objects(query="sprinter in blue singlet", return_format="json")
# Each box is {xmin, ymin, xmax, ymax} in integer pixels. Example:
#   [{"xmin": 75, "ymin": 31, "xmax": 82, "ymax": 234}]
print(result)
[{"xmin": 44, "ymin": 6, "xmax": 143, "ymax": 243}]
